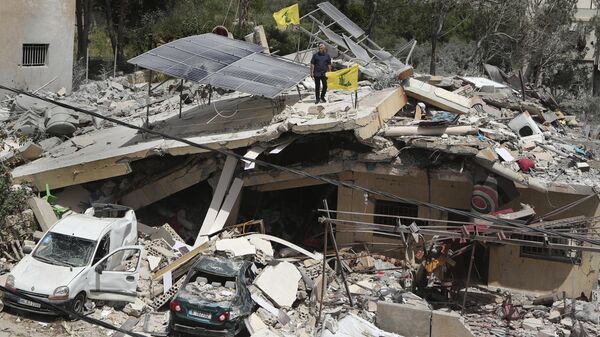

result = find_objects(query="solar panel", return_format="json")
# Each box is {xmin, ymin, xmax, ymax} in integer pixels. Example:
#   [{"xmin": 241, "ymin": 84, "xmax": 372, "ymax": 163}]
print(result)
[
  {"xmin": 368, "ymin": 49, "xmax": 406, "ymax": 69},
  {"xmin": 128, "ymin": 34, "xmax": 308, "ymax": 98},
  {"xmin": 319, "ymin": 25, "xmax": 346, "ymax": 48},
  {"xmin": 317, "ymin": 2, "xmax": 365, "ymax": 38},
  {"xmin": 343, "ymin": 35, "xmax": 371, "ymax": 62}
]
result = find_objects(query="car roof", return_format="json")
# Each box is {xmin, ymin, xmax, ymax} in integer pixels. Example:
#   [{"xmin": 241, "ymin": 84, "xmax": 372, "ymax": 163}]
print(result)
[
  {"xmin": 50, "ymin": 214, "xmax": 116, "ymax": 241},
  {"xmin": 194, "ymin": 256, "xmax": 245, "ymax": 277}
]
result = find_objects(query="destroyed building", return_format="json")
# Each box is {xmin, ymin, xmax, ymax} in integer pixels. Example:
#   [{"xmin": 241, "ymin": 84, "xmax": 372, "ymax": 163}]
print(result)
[{"xmin": 2, "ymin": 2, "xmax": 600, "ymax": 337}]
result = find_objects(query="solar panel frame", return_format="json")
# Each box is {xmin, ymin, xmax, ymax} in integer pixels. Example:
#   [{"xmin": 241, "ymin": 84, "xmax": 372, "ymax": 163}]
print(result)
[
  {"xmin": 317, "ymin": 2, "xmax": 365, "ymax": 38},
  {"xmin": 319, "ymin": 24, "xmax": 347, "ymax": 48},
  {"xmin": 342, "ymin": 35, "xmax": 371, "ymax": 62},
  {"xmin": 128, "ymin": 34, "xmax": 309, "ymax": 98}
]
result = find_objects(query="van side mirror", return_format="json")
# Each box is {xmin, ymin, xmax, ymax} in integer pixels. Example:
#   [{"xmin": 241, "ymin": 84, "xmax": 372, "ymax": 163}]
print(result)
[
  {"xmin": 22, "ymin": 246, "xmax": 33, "ymax": 255},
  {"xmin": 95, "ymin": 263, "xmax": 104, "ymax": 274}
]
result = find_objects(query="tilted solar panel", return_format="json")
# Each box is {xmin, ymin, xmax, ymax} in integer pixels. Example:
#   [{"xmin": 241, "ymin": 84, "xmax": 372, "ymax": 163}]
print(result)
[
  {"xmin": 342, "ymin": 35, "xmax": 371, "ymax": 62},
  {"xmin": 319, "ymin": 25, "xmax": 346, "ymax": 48},
  {"xmin": 128, "ymin": 34, "xmax": 308, "ymax": 98},
  {"xmin": 317, "ymin": 2, "xmax": 365, "ymax": 38}
]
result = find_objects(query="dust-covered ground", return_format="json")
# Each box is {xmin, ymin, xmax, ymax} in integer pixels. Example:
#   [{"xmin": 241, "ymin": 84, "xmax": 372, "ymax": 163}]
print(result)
[{"xmin": 0, "ymin": 306, "xmax": 138, "ymax": 337}]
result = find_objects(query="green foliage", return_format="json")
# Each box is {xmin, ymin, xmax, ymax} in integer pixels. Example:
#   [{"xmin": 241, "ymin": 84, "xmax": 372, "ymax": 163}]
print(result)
[{"xmin": 0, "ymin": 165, "xmax": 31, "ymax": 227}]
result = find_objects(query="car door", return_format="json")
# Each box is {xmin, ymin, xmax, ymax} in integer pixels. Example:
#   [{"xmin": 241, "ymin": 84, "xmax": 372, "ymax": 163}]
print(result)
[{"xmin": 87, "ymin": 245, "xmax": 143, "ymax": 302}]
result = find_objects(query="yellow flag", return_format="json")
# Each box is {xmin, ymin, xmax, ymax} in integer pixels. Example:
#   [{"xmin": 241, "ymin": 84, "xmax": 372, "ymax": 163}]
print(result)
[
  {"xmin": 326, "ymin": 64, "xmax": 359, "ymax": 92},
  {"xmin": 273, "ymin": 4, "xmax": 300, "ymax": 30}
]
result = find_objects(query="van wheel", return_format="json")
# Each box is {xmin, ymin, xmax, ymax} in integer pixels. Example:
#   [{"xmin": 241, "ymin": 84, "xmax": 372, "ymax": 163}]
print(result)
[{"xmin": 69, "ymin": 292, "xmax": 86, "ymax": 318}]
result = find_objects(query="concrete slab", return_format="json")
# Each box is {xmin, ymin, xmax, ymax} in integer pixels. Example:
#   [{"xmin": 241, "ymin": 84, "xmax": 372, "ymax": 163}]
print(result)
[
  {"xmin": 431, "ymin": 310, "xmax": 475, "ymax": 337},
  {"xmin": 248, "ymin": 237, "xmax": 274, "ymax": 256},
  {"xmin": 254, "ymin": 261, "xmax": 301, "ymax": 308},
  {"xmin": 376, "ymin": 302, "xmax": 431, "ymax": 337},
  {"xmin": 404, "ymin": 78, "xmax": 472, "ymax": 114},
  {"xmin": 27, "ymin": 197, "xmax": 58, "ymax": 232},
  {"xmin": 322, "ymin": 313, "xmax": 401, "ymax": 337},
  {"xmin": 215, "ymin": 238, "xmax": 256, "ymax": 257}
]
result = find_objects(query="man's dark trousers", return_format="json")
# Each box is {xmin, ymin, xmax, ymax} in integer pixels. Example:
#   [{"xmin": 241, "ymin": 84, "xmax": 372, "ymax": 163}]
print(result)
[{"xmin": 315, "ymin": 76, "xmax": 327, "ymax": 101}]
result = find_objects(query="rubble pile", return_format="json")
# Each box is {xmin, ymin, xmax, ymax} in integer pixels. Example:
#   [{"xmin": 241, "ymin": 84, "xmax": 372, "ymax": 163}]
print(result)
[
  {"xmin": 0, "ymin": 71, "xmax": 217, "ymax": 166},
  {"xmin": 383, "ymin": 74, "xmax": 598, "ymax": 190},
  {"xmin": 461, "ymin": 288, "xmax": 600, "ymax": 336}
]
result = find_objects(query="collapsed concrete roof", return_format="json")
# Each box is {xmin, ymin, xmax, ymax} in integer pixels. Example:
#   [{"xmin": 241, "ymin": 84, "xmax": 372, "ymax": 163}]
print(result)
[{"xmin": 10, "ymin": 85, "xmax": 406, "ymax": 190}]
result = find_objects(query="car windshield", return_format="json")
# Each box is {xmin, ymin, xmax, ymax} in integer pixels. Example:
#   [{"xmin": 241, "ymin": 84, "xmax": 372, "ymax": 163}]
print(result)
[{"xmin": 33, "ymin": 232, "xmax": 96, "ymax": 267}]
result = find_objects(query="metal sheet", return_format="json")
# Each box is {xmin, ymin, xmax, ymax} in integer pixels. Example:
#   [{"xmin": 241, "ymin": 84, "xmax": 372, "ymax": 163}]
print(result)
[
  {"xmin": 368, "ymin": 49, "xmax": 406, "ymax": 69},
  {"xmin": 317, "ymin": 2, "xmax": 365, "ymax": 38},
  {"xmin": 319, "ymin": 25, "xmax": 346, "ymax": 47},
  {"xmin": 128, "ymin": 34, "xmax": 308, "ymax": 98},
  {"xmin": 343, "ymin": 35, "xmax": 370, "ymax": 62}
]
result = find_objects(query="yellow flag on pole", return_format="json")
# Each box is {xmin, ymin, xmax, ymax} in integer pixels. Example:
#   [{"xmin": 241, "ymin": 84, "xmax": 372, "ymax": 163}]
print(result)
[
  {"xmin": 273, "ymin": 4, "xmax": 300, "ymax": 30},
  {"xmin": 326, "ymin": 64, "xmax": 359, "ymax": 92}
]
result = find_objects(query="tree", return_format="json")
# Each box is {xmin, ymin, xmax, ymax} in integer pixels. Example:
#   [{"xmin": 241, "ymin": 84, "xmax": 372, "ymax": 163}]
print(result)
[
  {"xmin": 75, "ymin": 0, "xmax": 93, "ymax": 61},
  {"xmin": 101, "ymin": 0, "xmax": 132, "ymax": 71}
]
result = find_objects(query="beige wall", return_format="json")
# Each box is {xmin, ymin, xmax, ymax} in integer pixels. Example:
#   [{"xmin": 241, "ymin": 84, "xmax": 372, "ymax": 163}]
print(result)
[
  {"xmin": 0, "ymin": 0, "xmax": 75, "ymax": 94},
  {"xmin": 488, "ymin": 188, "xmax": 600, "ymax": 297},
  {"xmin": 335, "ymin": 170, "xmax": 600, "ymax": 297}
]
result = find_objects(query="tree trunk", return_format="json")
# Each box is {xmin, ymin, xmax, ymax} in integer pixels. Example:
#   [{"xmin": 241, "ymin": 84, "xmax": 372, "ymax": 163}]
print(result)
[
  {"xmin": 365, "ymin": 1, "xmax": 378, "ymax": 36},
  {"xmin": 116, "ymin": 0, "xmax": 127, "ymax": 69},
  {"xmin": 103, "ymin": 0, "xmax": 128, "ymax": 72},
  {"xmin": 429, "ymin": 12, "xmax": 445, "ymax": 75},
  {"xmin": 75, "ymin": 0, "xmax": 91, "ymax": 61},
  {"xmin": 236, "ymin": 0, "xmax": 250, "ymax": 38}
]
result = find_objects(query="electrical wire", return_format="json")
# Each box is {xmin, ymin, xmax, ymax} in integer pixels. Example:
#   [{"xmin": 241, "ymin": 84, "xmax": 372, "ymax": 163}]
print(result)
[{"xmin": 1, "ymin": 84, "xmax": 599, "ymax": 247}]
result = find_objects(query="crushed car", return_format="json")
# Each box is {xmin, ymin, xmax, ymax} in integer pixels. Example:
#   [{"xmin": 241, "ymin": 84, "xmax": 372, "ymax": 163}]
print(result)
[
  {"xmin": 169, "ymin": 255, "xmax": 256, "ymax": 337},
  {"xmin": 2, "ymin": 204, "xmax": 142, "ymax": 316}
]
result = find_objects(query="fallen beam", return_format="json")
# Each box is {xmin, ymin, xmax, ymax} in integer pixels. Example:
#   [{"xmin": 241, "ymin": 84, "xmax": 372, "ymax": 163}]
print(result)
[{"xmin": 120, "ymin": 158, "xmax": 216, "ymax": 210}]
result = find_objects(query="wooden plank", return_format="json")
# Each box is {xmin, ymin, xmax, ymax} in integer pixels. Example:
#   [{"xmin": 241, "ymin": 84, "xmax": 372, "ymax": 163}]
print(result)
[{"xmin": 153, "ymin": 242, "xmax": 208, "ymax": 281}]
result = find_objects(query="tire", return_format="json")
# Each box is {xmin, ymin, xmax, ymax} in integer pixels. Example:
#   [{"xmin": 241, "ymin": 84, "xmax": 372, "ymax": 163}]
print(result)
[{"xmin": 69, "ymin": 292, "xmax": 86, "ymax": 319}]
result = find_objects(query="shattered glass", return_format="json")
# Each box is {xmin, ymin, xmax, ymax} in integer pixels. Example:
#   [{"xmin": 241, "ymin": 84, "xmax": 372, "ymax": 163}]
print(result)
[{"xmin": 33, "ymin": 232, "xmax": 96, "ymax": 267}]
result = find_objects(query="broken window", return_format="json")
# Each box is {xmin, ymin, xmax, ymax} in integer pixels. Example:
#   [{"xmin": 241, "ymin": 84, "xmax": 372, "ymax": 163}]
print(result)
[
  {"xmin": 22, "ymin": 44, "xmax": 49, "ymax": 67},
  {"xmin": 33, "ymin": 232, "xmax": 96, "ymax": 267},
  {"xmin": 520, "ymin": 228, "xmax": 583, "ymax": 264},
  {"xmin": 374, "ymin": 199, "xmax": 424, "ymax": 228},
  {"xmin": 103, "ymin": 249, "xmax": 141, "ymax": 272},
  {"xmin": 92, "ymin": 233, "xmax": 110, "ymax": 265}
]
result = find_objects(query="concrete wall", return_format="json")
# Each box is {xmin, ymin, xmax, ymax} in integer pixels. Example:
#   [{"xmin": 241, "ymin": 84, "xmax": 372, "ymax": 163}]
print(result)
[
  {"xmin": 488, "ymin": 188, "xmax": 600, "ymax": 297},
  {"xmin": 335, "ymin": 170, "xmax": 600, "ymax": 297},
  {"xmin": 0, "ymin": 0, "xmax": 75, "ymax": 94}
]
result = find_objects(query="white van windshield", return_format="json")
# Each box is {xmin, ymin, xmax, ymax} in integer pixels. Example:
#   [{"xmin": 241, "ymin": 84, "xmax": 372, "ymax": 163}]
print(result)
[{"xmin": 33, "ymin": 232, "xmax": 96, "ymax": 267}]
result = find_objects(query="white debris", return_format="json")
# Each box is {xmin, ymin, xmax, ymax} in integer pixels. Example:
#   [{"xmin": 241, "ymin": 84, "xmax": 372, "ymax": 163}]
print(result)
[{"xmin": 254, "ymin": 261, "xmax": 301, "ymax": 308}]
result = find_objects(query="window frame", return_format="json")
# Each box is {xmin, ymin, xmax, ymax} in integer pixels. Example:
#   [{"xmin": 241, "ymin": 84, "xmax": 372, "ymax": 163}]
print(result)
[{"xmin": 21, "ymin": 44, "xmax": 49, "ymax": 67}]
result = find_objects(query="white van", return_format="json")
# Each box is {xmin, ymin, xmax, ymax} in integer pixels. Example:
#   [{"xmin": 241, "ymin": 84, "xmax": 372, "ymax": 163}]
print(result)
[{"xmin": 3, "ymin": 204, "xmax": 142, "ymax": 316}]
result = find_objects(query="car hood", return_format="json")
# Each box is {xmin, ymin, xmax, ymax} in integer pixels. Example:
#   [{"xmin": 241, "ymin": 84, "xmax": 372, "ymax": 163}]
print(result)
[{"xmin": 10, "ymin": 255, "xmax": 86, "ymax": 295}]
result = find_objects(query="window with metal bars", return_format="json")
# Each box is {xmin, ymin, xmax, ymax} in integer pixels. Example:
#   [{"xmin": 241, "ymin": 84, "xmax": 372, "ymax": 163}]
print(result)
[
  {"xmin": 520, "ymin": 228, "xmax": 582, "ymax": 264},
  {"xmin": 22, "ymin": 44, "xmax": 49, "ymax": 67},
  {"xmin": 373, "ymin": 199, "xmax": 424, "ymax": 227}
]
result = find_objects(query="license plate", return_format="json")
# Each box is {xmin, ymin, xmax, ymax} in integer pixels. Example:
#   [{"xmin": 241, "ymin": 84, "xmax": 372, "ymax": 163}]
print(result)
[
  {"xmin": 18, "ymin": 298, "xmax": 41, "ymax": 308},
  {"xmin": 189, "ymin": 310, "xmax": 211, "ymax": 319}
]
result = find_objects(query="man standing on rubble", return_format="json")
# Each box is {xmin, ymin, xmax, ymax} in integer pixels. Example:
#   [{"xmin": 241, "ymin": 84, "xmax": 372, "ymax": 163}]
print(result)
[{"xmin": 310, "ymin": 43, "xmax": 332, "ymax": 104}]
